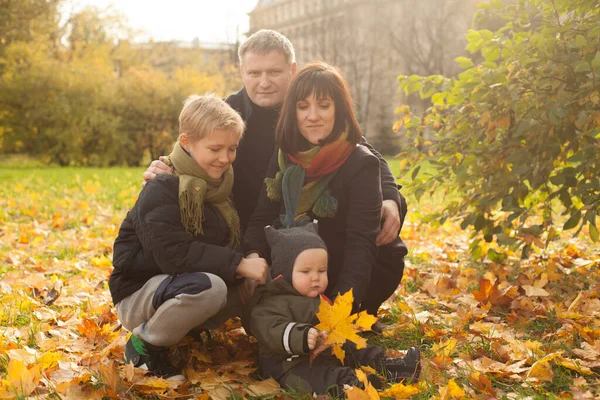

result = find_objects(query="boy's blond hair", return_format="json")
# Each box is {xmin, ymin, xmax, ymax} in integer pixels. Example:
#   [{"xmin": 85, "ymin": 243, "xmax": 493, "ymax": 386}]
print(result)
[
  {"xmin": 238, "ymin": 29, "xmax": 295, "ymax": 66},
  {"xmin": 179, "ymin": 94, "xmax": 244, "ymax": 141}
]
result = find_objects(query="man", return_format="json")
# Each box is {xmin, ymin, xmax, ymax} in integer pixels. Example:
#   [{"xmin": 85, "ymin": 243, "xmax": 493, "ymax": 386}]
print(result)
[{"xmin": 143, "ymin": 30, "xmax": 407, "ymax": 318}]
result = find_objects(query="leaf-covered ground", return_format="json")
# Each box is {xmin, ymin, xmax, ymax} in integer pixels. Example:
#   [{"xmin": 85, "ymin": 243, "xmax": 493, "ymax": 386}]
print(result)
[{"xmin": 0, "ymin": 167, "xmax": 599, "ymax": 399}]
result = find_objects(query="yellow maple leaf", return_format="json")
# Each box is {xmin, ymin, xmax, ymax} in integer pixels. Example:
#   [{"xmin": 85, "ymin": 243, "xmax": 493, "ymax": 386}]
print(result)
[
  {"xmin": 315, "ymin": 289, "xmax": 377, "ymax": 363},
  {"xmin": 557, "ymin": 357, "xmax": 593, "ymax": 375},
  {"xmin": 38, "ymin": 351, "xmax": 62, "ymax": 370},
  {"xmin": 344, "ymin": 370, "xmax": 380, "ymax": 400},
  {"xmin": 381, "ymin": 381, "xmax": 425, "ymax": 399},
  {"xmin": 440, "ymin": 379, "xmax": 465, "ymax": 399},
  {"xmin": 527, "ymin": 352, "xmax": 562, "ymax": 383},
  {"xmin": 431, "ymin": 338, "xmax": 457, "ymax": 357},
  {"xmin": 3, "ymin": 359, "xmax": 42, "ymax": 397}
]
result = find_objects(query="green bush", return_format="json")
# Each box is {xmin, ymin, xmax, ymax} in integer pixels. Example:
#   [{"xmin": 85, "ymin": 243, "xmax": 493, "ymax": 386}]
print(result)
[{"xmin": 396, "ymin": 0, "xmax": 600, "ymax": 256}]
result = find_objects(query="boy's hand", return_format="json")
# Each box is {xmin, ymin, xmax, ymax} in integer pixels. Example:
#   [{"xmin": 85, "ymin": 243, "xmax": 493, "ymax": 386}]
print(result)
[
  {"xmin": 236, "ymin": 257, "xmax": 269, "ymax": 284},
  {"xmin": 142, "ymin": 157, "xmax": 172, "ymax": 187}
]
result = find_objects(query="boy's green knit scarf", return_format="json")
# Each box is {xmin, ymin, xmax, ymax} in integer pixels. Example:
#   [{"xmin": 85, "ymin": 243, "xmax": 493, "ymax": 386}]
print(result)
[
  {"xmin": 164, "ymin": 142, "xmax": 240, "ymax": 247},
  {"xmin": 265, "ymin": 131, "xmax": 355, "ymax": 228}
]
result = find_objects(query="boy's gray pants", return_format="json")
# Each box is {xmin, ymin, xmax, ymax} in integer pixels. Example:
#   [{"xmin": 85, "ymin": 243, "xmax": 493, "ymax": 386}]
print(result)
[{"xmin": 116, "ymin": 272, "xmax": 243, "ymax": 347}]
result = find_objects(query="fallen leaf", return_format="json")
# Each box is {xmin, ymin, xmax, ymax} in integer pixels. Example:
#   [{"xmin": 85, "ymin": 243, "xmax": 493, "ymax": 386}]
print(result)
[
  {"xmin": 3, "ymin": 359, "xmax": 42, "ymax": 397},
  {"xmin": 344, "ymin": 369, "xmax": 380, "ymax": 400},
  {"xmin": 522, "ymin": 285, "xmax": 550, "ymax": 297},
  {"xmin": 381, "ymin": 381, "xmax": 425, "ymax": 398},
  {"xmin": 527, "ymin": 352, "xmax": 562, "ymax": 383},
  {"xmin": 315, "ymin": 289, "xmax": 376, "ymax": 363}
]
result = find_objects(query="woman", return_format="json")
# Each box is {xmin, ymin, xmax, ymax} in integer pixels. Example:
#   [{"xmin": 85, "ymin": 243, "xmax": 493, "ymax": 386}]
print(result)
[{"xmin": 244, "ymin": 62, "xmax": 407, "ymax": 311}]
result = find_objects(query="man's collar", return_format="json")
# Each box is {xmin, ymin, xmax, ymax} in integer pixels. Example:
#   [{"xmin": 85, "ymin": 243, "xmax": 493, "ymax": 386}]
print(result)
[{"xmin": 237, "ymin": 87, "xmax": 281, "ymax": 122}]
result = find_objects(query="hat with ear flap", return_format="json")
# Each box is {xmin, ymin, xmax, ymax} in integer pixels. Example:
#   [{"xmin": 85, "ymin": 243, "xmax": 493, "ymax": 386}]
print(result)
[{"xmin": 265, "ymin": 221, "xmax": 328, "ymax": 283}]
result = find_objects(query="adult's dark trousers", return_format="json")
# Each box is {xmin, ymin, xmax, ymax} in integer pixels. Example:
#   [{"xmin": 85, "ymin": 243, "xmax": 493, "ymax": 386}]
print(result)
[{"xmin": 360, "ymin": 239, "xmax": 407, "ymax": 315}]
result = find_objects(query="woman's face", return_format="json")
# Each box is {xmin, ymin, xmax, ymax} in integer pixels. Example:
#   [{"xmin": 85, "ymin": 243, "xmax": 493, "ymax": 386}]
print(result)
[{"xmin": 296, "ymin": 92, "xmax": 336, "ymax": 146}]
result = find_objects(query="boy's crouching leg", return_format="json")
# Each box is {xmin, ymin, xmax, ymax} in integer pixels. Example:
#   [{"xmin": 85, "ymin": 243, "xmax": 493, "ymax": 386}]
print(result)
[{"xmin": 132, "ymin": 272, "xmax": 227, "ymax": 347}]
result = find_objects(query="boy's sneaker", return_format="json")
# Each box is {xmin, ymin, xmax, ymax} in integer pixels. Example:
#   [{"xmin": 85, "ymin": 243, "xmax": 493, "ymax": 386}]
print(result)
[
  {"xmin": 125, "ymin": 335, "xmax": 181, "ymax": 379},
  {"xmin": 384, "ymin": 346, "xmax": 421, "ymax": 383}
]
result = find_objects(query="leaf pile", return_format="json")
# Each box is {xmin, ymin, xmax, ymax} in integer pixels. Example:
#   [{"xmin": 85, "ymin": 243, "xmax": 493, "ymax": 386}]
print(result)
[{"xmin": 1, "ymin": 167, "xmax": 599, "ymax": 399}]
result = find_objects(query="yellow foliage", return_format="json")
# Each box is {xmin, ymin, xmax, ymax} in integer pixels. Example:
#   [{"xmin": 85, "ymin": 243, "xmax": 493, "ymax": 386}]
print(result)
[
  {"xmin": 344, "ymin": 370, "xmax": 380, "ymax": 400},
  {"xmin": 315, "ymin": 289, "xmax": 377, "ymax": 363},
  {"xmin": 527, "ymin": 352, "xmax": 562, "ymax": 383},
  {"xmin": 439, "ymin": 379, "xmax": 465, "ymax": 399},
  {"xmin": 0, "ymin": 359, "xmax": 42, "ymax": 397},
  {"xmin": 381, "ymin": 381, "xmax": 425, "ymax": 398}
]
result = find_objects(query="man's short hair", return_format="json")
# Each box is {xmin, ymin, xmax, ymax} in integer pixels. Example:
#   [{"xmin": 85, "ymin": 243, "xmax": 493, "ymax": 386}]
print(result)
[
  {"xmin": 179, "ymin": 94, "xmax": 245, "ymax": 141},
  {"xmin": 238, "ymin": 29, "xmax": 295, "ymax": 65}
]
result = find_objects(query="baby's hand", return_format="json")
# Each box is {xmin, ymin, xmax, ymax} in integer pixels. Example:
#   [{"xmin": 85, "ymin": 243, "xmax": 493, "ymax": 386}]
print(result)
[
  {"xmin": 307, "ymin": 328, "xmax": 319, "ymax": 350},
  {"xmin": 308, "ymin": 329, "xmax": 331, "ymax": 362}
]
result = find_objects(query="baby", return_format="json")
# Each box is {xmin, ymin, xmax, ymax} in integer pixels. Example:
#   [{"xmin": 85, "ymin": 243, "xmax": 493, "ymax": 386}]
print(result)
[{"xmin": 242, "ymin": 222, "xmax": 420, "ymax": 396}]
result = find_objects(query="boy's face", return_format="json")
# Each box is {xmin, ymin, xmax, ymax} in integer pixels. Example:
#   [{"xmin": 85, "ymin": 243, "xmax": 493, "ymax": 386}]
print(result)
[
  {"xmin": 183, "ymin": 128, "xmax": 240, "ymax": 179},
  {"xmin": 291, "ymin": 248, "xmax": 328, "ymax": 297}
]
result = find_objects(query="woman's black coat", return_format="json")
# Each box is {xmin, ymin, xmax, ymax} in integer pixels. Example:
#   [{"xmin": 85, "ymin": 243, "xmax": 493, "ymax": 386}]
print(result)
[{"xmin": 244, "ymin": 145, "xmax": 403, "ymax": 308}]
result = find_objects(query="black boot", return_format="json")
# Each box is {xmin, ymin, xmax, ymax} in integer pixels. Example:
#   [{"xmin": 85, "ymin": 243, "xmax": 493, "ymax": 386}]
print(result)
[
  {"xmin": 383, "ymin": 346, "xmax": 421, "ymax": 384},
  {"xmin": 125, "ymin": 335, "xmax": 181, "ymax": 378}
]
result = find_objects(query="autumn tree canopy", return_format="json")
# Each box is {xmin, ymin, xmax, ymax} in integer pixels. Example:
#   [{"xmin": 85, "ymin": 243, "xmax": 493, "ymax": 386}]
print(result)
[
  {"xmin": 397, "ymin": 0, "xmax": 600, "ymax": 256},
  {"xmin": 0, "ymin": 0, "xmax": 240, "ymax": 166}
]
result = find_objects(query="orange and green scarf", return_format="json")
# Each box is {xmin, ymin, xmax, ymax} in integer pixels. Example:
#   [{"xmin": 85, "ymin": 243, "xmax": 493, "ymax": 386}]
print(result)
[{"xmin": 265, "ymin": 131, "xmax": 355, "ymax": 228}]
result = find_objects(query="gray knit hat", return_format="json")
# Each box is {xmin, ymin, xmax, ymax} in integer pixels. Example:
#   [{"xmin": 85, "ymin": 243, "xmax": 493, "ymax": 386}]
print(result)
[{"xmin": 265, "ymin": 221, "xmax": 328, "ymax": 283}]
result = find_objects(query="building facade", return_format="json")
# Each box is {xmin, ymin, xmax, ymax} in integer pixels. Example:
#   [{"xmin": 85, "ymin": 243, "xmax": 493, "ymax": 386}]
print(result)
[{"xmin": 248, "ymin": 0, "xmax": 480, "ymax": 152}]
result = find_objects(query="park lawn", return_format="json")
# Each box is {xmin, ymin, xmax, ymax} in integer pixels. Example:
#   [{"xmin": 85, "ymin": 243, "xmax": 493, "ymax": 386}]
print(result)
[{"xmin": 1, "ymin": 165, "xmax": 599, "ymax": 399}]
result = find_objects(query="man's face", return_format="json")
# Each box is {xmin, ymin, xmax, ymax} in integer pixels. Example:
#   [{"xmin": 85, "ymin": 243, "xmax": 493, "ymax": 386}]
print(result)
[{"xmin": 240, "ymin": 51, "xmax": 297, "ymax": 109}]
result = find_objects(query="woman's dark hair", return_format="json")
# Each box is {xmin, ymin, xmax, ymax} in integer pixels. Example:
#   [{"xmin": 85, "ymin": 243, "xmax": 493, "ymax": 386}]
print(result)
[{"xmin": 276, "ymin": 62, "xmax": 362, "ymax": 154}]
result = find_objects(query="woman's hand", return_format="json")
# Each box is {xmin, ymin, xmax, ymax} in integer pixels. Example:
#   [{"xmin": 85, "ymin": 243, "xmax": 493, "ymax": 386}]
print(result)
[
  {"xmin": 376, "ymin": 199, "xmax": 400, "ymax": 246},
  {"xmin": 236, "ymin": 257, "xmax": 269, "ymax": 284},
  {"xmin": 142, "ymin": 157, "xmax": 172, "ymax": 187}
]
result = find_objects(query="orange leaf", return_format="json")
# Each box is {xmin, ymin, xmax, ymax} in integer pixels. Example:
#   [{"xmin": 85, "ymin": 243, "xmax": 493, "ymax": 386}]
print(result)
[{"xmin": 468, "ymin": 372, "xmax": 496, "ymax": 395}]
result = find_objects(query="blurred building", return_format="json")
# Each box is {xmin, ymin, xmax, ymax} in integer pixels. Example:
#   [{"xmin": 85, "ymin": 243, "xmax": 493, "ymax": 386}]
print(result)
[{"xmin": 248, "ymin": 0, "xmax": 481, "ymax": 152}]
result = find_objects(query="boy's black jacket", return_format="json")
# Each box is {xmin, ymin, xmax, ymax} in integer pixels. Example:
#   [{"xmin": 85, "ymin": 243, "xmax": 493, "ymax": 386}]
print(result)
[{"xmin": 109, "ymin": 175, "xmax": 243, "ymax": 305}]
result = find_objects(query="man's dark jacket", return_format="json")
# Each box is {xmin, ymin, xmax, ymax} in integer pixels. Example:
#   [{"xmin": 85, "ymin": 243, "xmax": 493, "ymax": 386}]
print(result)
[
  {"xmin": 225, "ymin": 88, "xmax": 407, "ymax": 233},
  {"xmin": 108, "ymin": 175, "xmax": 242, "ymax": 305}
]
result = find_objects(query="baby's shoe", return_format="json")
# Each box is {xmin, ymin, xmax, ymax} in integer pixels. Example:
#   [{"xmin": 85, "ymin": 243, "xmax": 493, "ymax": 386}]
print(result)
[{"xmin": 384, "ymin": 346, "xmax": 421, "ymax": 383}]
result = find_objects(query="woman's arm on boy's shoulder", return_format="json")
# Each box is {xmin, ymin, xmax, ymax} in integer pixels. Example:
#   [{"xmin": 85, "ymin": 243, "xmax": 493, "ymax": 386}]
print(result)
[{"xmin": 134, "ymin": 176, "xmax": 242, "ymax": 284}]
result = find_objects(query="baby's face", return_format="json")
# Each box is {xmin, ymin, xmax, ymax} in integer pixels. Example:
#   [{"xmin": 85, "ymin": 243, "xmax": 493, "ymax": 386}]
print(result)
[{"xmin": 291, "ymin": 248, "xmax": 328, "ymax": 297}]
